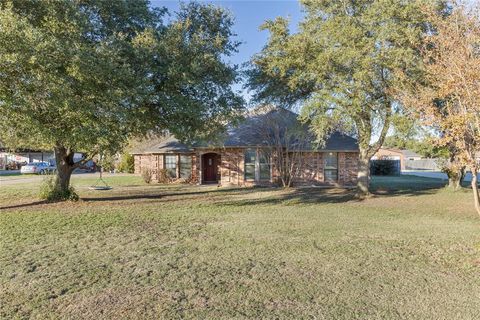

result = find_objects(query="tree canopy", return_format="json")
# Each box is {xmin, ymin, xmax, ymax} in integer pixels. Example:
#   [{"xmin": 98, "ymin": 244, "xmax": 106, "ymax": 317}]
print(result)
[
  {"xmin": 397, "ymin": 1, "xmax": 480, "ymax": 214},
  {"xmin": 247, "ymin": 0, "xmax": 441, "ymax": 195},
  {"xmin": 0, "ymin": 0, "xmax": 243, "ymax": 198}
]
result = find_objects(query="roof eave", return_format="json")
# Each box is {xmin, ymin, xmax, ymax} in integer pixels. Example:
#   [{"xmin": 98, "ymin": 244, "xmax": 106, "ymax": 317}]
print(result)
[{"xmin": 133, "ymin": 148, "xmax": 360, "ymax": 154}]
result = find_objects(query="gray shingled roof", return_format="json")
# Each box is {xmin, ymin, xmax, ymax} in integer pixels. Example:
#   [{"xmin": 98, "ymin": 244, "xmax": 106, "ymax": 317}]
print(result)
[
  {"xmin": 133, "ymin": 107, "xmax": 359, "ymax": 154},
  {"xmin": 321, "ymin": 131, "xmax": 359, "ymax": 151},
  {"xmin": 132, "ymin": 135, "xmax": 193, "ymax": 154}
]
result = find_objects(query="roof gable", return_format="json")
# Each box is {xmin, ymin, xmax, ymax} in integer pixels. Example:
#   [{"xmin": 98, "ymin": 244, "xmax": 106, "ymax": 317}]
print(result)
[
  {"xmin": 132, "ymin": 136, "xmax": 193, "ymax": 154},
  {"xmin": 133, "ymin": 107, "xmax": 359, "ymax": 153},
  {"xmin": 219, "ymin": 106, "xmax": 358, "ymax": 151}
]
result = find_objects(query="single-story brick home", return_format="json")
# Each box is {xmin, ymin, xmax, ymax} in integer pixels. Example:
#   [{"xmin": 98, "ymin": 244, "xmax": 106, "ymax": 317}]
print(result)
[{"xmin": 133, "ymin": 107, "xmax": 359, "ymax": 187}]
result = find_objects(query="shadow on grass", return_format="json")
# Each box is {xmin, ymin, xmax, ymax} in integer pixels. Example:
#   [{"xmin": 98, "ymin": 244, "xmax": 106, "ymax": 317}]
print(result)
[
  {"xmin": 81, "ymin": 175, "xmax": 448, "ymax": 208},
  {"xmin": 218, "ymin": 188, "xmax": 359, "ymax": 207},
  {"xmin": 0, "ymin": 187, "xmax": 257, "ymax": 210},
  {"xmin": 80, "ymin": 187, "xmax": 271, "ymax": 203},
  {"xmin": 0, "ymin": 200, "xmax": 48, "ymax": 210},
  {"xmin": 370, "ymin": 175, "xmax": 447, "ymax": 194},
  {"xmin": 0, "ymin": 175, "xmax": 451, "ymax": 210},
  {"xmin": 216, "ymin": 175, "xmax": 449, "ymax": 207}
]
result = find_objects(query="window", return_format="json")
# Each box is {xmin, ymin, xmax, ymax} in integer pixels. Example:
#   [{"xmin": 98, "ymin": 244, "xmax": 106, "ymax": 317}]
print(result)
[
  {"xmin": 259, "ymin": 151, "xmax": 271, "ymax": 181},
  {"xmin": 244, "ymin": 149, "xmax": 271, "ymax": 181},
  {"xmin": 165, "ymin": 155, "xmax": 177, "ymax": 178},
  {"xmin": 324, "ymin": 152, "xmax": 338, "ymax": 182},
  {"xmin": 244, "ymin": 149, "xmax": 256, "ymax": 180},
  {"xmin": 180, "ymin": 155, "xmax": 192, "ymax": 179}
]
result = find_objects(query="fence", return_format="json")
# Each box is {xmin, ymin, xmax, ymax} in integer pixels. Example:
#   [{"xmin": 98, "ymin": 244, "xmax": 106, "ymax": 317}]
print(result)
[{"xmin": 404, "ymin": 159, "xmax": 440, "ymax": 171}]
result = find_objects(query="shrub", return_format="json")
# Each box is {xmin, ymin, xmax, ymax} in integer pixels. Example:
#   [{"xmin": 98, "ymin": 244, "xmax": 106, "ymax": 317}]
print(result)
[
  {"xmin": 175, "ymin": 174, "xmax": 193, "ymax": 184},
  {"xmin": 100, "ymin": 154, "xmax": 116, "ymax": 173},
  {"xmin": 117, "ymin": 153, "xmax": 134, "ymax": 173},
  {"xmin": 157, "ymin": 169, "xmax": 172, "ymax": 184},
  {"xmin": 142, "ymin": 168, "xmax": 153, "ymax": 184},
  {"xmin": 39, "ymin": 176, "xmax": 79, "ymax": 202}
]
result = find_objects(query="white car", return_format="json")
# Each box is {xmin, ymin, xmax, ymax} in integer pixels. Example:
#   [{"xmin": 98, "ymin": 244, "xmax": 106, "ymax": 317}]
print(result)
[{"xmin": 20, "ymin": 162, "xmax": 56, "ymax": 175}]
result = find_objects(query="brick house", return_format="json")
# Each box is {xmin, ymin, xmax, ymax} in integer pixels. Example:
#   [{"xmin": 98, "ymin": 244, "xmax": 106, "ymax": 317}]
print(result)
[{"xmin": 133, "ymin": 107, "xmax": 359, "ymax": 187}]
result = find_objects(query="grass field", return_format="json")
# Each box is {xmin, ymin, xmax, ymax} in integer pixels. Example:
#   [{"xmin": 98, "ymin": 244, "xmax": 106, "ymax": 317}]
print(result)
[{"xmin": 1, "ymin": 175, "xmax": 479, "ymax": 319}]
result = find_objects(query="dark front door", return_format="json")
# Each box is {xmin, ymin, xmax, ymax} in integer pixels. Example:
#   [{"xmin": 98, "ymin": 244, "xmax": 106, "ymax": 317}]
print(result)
[{"xmin": 202, "ymin": 153, "xmax": 219, "ymax": 183}]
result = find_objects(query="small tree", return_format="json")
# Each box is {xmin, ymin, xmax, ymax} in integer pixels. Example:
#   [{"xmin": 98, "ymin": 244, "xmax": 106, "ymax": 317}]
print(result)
[
  {"xmin": 117, "ymin": 153, "xmax": 135, "ymax": 174},
  {"xmin": 248, "ymin": 107, "xmax": 310, "ymax": 187},
  {"xmin": 397, "ymin": 2, "xmax": 480, "ymax": 214},
  {"xmin": 98, "ymin": 153, "xmax": 116, "ymax": 174}
]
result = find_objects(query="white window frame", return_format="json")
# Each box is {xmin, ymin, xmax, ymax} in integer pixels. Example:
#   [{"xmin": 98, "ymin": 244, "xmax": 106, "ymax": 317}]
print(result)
[
  {"xmin": 164, "ymin": 154, "xmax": 177, "ymax": 178},
  {"xmin": 244, "ymin": 148, "xmax": 272, "ymax": 182},
  {"xmin": 244, "ymin": 149, "xmax": 256, "ymax": 181},
  {"xmin": 179, "ymin": 154, "xmax": 192, "ymax": 179},
  {"xmin": 324, "ymin": 152, "xmax": 338, "ymax": 182},
  {"xmin": 258, "ymin": 150, "xmax": 271, "ymax": 181}
]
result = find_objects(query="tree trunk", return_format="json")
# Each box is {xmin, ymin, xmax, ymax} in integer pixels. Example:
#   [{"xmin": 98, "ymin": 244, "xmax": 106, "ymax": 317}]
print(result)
[
  {"xmin": 470, "ymin": 166, "xmax": 480, "ymax": 217},
  {"xmin": 447, "ymin": 168, "xmax": 464, "ymax": 191},
  {"xmin": 55, "ymin": 161, "xmax": 74, "ymax": 192},
  {"xmin": 445, "ymin": 151, "xmax": 465, "ymax": 191},
  {"xmin": 354, "ymin": 111, "xmax": 390, "ymax": 198},
  {"xmin": 54, "ymin": 146, "xmax": 75, "ymax": 195},
  {"xmin": 357, "ymin": 150, "xmax": 370, "ymax": 198}
]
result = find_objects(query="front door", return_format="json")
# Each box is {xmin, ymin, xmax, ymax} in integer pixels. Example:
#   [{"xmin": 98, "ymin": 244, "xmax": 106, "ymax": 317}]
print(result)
[{"xmin": 202, "ymin": 153, "xmax": 219, "ymax": 183}]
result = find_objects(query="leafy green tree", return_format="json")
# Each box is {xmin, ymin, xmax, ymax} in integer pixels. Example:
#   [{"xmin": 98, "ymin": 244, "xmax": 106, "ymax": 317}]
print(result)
[
  {"xmin": 247, "ymin": 0, "xmax": 440, "ymax": 196},
  {"xmin": 385, "ymin": 114, "xmax": 420, "ymax": 149},
  {"xmin": 382, "ymin": 115, "xmax": 449, "ymax": 158},
  {"xmin": 117, "ymin": 153, "xmax": 134, "ymax": 174},
  {"xmin": 0, "ymin": 1, "xmax": 243, "ymax": 199}
]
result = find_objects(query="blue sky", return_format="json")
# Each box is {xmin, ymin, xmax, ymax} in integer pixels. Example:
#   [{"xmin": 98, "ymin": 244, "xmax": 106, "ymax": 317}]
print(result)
[{"xmin": 150, "ymin": 0, "xmax": 304, "ymax": 100}]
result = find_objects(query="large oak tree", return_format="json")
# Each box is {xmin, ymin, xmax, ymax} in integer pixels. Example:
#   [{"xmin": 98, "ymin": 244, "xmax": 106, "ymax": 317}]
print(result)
[
  {"xmin": 247, "ymin": 0, "xmax": 440, "ymax": 196},
  {"xmin": 0, "ymin": 0, "xmax": 243, "ymax": 198}
]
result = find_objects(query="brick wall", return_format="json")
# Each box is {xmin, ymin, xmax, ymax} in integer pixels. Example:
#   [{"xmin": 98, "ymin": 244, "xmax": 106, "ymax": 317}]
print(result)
[
  {"xmin": 134, "ymin": 154, "xmax": 155, "ymax": 175},
  {"xmin": 135, "ymin": 153, "xmax": 197, "ymax": 183},
  {"xmin": 217, "ymin": 149, "xmax": 359, "ymax": 187},
  {"xmin": 134, "ymin": 150, "xmax": 359, "ymax": 187},
  {"xmin": 338, "ymin": 152, "xmax": 358, "ymax": 186},
  {"xmin": 296, "ymin": 152, "xmax": 323, "ymax": 184},
  {"xmin": 196, "ymin": 148, "xmax": 245, "ymax": 186},
  {"xmin": 191, "ymin": 154, "xmax": 199, "ymax": 184},
  {"xmin": 219, "ymin": 148, "xmax": 244, "ymax": 186}
]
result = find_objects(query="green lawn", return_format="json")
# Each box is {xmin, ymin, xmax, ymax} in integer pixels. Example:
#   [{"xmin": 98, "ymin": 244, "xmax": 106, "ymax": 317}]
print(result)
[
  {"xmin": 1, "ymin": 175, "xmax": 479, "ymax": 319},
  {"xmin": 0, "ymin": 172, "xmax": 30, "ymax": 179}
]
